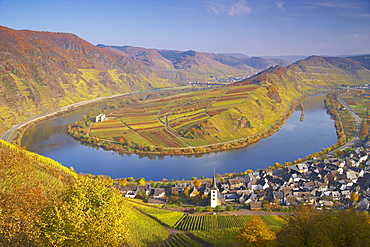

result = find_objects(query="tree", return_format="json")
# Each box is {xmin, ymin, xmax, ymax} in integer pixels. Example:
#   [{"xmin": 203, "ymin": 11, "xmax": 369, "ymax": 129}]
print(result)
[
  {"xmin": 277, "ymin": 208, "xmax": 370, "ymax": 247},
  {"xmin": 148, "ymin": 145, "xmax": 156, "ymax": 152},
  {"xmin": 360, "ymin": 119, "xmax": 368, "ymax": 138},
  {"xmin": 167, "ymin": 196, "xmax": 179, "ymax": 205},
  {"xmin": 204, "ymin": 205, "xmax": 213, "ymax": 212},
  {"xmin": 40, "ymin": 176, "xmax": 128, "ymax": 247},
  {"xmin": 215, "ymin": 205, "xmax": 223, "ymax": 212},
  {"xmin": 323, "ymin": 209, "xmax": 370, "ymax": 247},
  {"xmin": 274, "ymin": 162, "xmax": 283, "ymax": 169},
  {"xmin": 237, "ymin": 216, "xmax": 276, "ymax": 247},
  {"xmin": 350, "ymin": 191, "xmax": 359, "ymax": 202},
  {"xmin": 137, "ymin": 191, "xmax": 148, "ymax": 200},
  {"xmin": 0, "ymin": 145, "xmax": 66, "ymax": 246},
  {"xmin": 194, "ymin": 179, "xmax": 202, "ymax": 187},
  {"xmin": 184, "ymin": 186, "xmax": 190, "ymax": 197},
  {"xmin": 195, "ymin": 207, "xmax": 203, "ymax": 213},
  {"xmin": 225, "ymin": 205, "xmax": 234, "ymax": 211},
  {"xmin": 137, "ymin": 177, "xmax": 146, "ymax": 185},
  {"xmin": 118, "ymin": 178, "xmax": 128, "ymax": 186},
  {"xmin": 278, "ymin": 207, "xmax": 327, "ymax": 247}
]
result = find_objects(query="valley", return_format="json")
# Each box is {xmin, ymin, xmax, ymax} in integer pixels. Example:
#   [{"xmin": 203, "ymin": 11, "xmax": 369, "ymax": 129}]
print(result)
[{"xmin": 2, "ymin": 25, "xmax": 370, "ymax": 246}]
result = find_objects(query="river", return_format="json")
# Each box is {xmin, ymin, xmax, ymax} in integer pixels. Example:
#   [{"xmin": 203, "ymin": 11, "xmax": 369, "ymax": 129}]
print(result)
[{"xmin": 22, "ymin": 95, "xmax": 337, "ymax": 181}]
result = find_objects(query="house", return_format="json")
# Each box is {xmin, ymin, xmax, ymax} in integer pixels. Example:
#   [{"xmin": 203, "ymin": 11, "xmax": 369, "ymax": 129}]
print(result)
[
  {"xmin": 95, "ymin": 114, "xmax": 106, "ymax": 122},
  {"xmin": 153, "ymin": 188, "xmax": 165, "ymax": 198},
  {"xmin": 227, "ymin": 177, "xmax": 245, "ymax": 190},
  {"xmin": 189, "ymin": 187, "xmax": 199, "ymax": 198},
  {"xmin": 273, "ymin": 191, "xmax": 286, "ymax": 205},
  {"xmin": 357, "ymin": 198, "xmax": 369, "ymax": 211},
  {"xmin": 224, "ymin": 193, "xmax": 239, "ymax": 202},
  {"xmin": 249, "ymin": 201, "xmax": 262, "ymax": 210},
  {"xmin": 346, "ymin": 171, "xmax": 358, "ymax": 182}
]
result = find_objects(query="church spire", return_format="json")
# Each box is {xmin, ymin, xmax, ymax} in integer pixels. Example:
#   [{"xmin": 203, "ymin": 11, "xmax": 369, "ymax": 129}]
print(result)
[{"xmin": 211, "ymin": 167, "xmax": 218, "ymax": 190}]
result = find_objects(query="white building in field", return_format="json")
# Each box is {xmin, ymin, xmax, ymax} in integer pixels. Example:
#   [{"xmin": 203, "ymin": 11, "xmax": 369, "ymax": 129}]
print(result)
[
  {"xmin": 210, "ymin": 175, "xmax": 222, "ymax": 208},
  {"xmin": 95, "ymin": 114, "xmax": 106, "ymax": 122}
]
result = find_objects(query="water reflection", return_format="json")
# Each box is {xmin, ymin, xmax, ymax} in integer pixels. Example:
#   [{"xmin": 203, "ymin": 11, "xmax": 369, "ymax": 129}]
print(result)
[{"xmin": 22, "ymin": 95, "xmax": 336, "ymax": 180}]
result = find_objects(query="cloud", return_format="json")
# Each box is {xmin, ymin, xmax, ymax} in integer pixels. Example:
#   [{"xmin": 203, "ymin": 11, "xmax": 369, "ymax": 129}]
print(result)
[
  {"xmin": 351, "ymin": 32, "xmax": 370, "ymax": 41},
  {"xmin": 276, "ymin": 16, "xmax": 295, "ymax": 21},
  {"xmin": 308, "ymin": 1, "xmax": 366, "ymax": 9},
  {"xmin": 352, "ymin": 33, "xmax": 361, "ymax": 40},
  {"xmin": 317, "ymin": 42, "xmax": 329, "ymax": 49},
  {"xmin": 275, "ymin": 0, "xmax": 285, "ymax": 11},
  {"xmin": 207, "ymin": 0, "xmax": 252, "ymax": 16}
]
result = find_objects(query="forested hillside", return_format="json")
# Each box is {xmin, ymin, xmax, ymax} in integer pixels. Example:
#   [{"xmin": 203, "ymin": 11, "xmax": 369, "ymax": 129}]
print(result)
[{"xmin": 0, "ymin": 26, "xmax": 254, "ymax": 135}]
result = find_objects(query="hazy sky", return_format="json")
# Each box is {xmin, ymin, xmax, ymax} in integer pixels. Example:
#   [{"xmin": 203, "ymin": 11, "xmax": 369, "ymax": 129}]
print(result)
[{"xmin": 0, "ymin": 0, "xmax": 369, "ymax": 56}]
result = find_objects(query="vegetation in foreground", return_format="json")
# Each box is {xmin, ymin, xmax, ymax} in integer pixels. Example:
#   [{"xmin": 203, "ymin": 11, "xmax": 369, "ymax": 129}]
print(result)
[{"xmin": 3, "ymin": 139, "xmax": 370, "ymax": 246}]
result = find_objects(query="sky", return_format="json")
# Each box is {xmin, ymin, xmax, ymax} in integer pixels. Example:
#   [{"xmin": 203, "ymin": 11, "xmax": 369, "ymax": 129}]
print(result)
[{"xmin": 0, "ymin": 0, "xmax": 369, "ymax": 57}]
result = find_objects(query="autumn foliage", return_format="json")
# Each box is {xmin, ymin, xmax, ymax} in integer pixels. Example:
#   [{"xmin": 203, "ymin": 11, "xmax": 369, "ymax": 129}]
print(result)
[
  {"xmin": 0, "ymin": 141, "xmax": 129, "ymax": 246},
  {"xmin": 237, "ymin": 216, "xmax": 276, "ymax": 247}
]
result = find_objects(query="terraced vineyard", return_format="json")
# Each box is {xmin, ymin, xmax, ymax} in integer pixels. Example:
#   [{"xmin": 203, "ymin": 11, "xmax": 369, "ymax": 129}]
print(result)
[
  {"xmin": 174, "ymin": 214, "xmax": 255, "ymax": 231},
  {"xmin": 77, "ymin": 79, "xmax": 302, "ymax": 154},
  {"xmin": 161, "ymin": 233, "xmax": 203, "ymax": 247},
  {"xmin": 68, "ymin": 56, "xmax": 370, "ymax": 154}
]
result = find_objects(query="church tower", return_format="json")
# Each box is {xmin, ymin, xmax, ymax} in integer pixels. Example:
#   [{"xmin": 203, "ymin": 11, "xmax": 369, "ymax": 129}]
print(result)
[{"xmin": 210, "ymin": 172, "xmax": 222, "ymax": 208}]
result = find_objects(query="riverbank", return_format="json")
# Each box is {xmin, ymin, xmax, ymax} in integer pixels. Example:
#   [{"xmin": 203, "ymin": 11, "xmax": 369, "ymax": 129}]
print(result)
[
  {"xmin": 5, "ymin": 86, "xmax": 200, "ymax": 145},
  {"xmin": 19, "ymin": 92, "xmax": 340, "ymax": 180},
  {"xmin": 67, "ymin": 93, "xmax": 311, "ymax": 155}
]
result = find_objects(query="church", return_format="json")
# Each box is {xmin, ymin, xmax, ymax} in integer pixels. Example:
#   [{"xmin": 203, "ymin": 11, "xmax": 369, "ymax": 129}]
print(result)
[{"xmin": 209, "ymin": 174, "xmax": 222, "ymax": 208}]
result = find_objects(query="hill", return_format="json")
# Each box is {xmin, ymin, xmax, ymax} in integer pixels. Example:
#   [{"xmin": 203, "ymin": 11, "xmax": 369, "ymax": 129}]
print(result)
[
  {"xmin": 0, "ymin": 26, "xmax": 255, "ymax": 136},
  {"xmin": 0, "ymin": 26, "xmax": 179, "ymax": 135},
  {"xmin": 97, "ymin": 44, "xmax": 255, "ymax": 82},
  {"xmin": 68, "ymin": 56, "xmax": 370, "ymax": 154},
  {"xmin": 97, "ymin": 45, "xmax": 294, "ymax": 80},
  {"xmin": 348, "ymin": 54, "xmax": 370, "ymax": 70},
  {"xmin": 214, "ymin": 53, "xmax": 292, "ymax": 69}
]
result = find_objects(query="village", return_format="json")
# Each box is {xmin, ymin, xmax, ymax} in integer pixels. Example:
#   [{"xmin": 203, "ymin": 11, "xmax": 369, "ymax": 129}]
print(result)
[{"xmin": 117, "ymin": 142, "xmax": 370, "ymax": 212}]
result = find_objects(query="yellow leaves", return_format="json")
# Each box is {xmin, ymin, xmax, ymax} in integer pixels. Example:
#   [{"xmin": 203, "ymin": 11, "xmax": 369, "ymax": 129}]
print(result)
[
  {"xmin": 237, "ymin": 216, "xmax": 276, "ymax": 247},
  {"xmin": 40, "ymin": 176, "xmax": 129, "ymax": 246}
]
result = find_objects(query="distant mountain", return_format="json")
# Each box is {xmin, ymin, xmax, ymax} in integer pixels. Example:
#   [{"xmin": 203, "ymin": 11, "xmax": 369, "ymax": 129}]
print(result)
[
  {"xmin": 206, "ymin": 53, "xmax": 291, "ymax": 70},
  {"xmin": 260, "ymin": 55, "xmax": 307, "ymax": 63},
  {"xmin": 98, "ymin": 45, "xmax": 294, "ymax": 78},
  {"xmin": 347, "ymin": 55, "xmax": 370, "ymax": 70},
  {"xmin": 97, "ymin": 45, "xmax": 255, "ymax": 82},
  {"xmin": 223, "ymin": 53, "xmax": 249, "ymax": 59}
]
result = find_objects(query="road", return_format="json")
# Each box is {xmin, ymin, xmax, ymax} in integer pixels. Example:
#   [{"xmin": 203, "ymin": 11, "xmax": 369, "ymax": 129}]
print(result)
[
  {"xmin": 337, "ymin": 94, "xmax": 362, "ymax": 150},
  {"xmin": 0, "ymin": 93, "xmax": 130, "ymax": 142}
]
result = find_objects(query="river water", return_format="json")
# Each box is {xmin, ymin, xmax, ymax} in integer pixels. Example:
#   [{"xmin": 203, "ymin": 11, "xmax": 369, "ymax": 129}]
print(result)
[{"xmin": 22, "ymin": 95, "xmax": 337, "ymax": 180}]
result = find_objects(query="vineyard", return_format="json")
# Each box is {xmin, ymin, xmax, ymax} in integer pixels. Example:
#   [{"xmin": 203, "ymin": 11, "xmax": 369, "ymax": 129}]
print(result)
[
  {"xmin": 70, "ymin": 56, "xmax": 370, "ymax": 155},
  {"xmin": 0, "ymin": 139, "xmax": 77, "ymax": 179},
  {"xmin": 148, "ymin": 212, "xmax": 284, "ymax": 231},
  {"xmin": 127, "ymin": 199, "xmax": 285, "ymax": 246},
  {"xmin": 174, "ymin": 214, "xmax": 254, "ymax": 231},
  {"xmin": 342, "ymin": 93, "xmax": 370, "ymax": 119},
  {"xmin": 160, "ymin": 233, "xmax": 203, "ymax": 247},
  {"xmin": 70, "ymin": 78, "xmax": 303, "ymax": 154}
]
